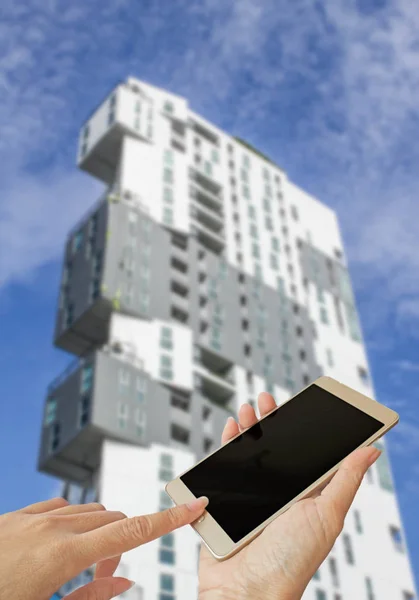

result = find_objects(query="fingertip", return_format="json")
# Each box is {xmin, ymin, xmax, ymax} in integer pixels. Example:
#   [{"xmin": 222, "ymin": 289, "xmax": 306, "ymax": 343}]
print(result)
[{"xmin": 186, "ymin": 496, "xmax": 209, "ymax": 512}]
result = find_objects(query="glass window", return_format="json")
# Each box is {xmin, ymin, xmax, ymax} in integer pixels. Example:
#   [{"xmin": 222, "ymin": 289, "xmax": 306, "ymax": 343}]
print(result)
[
  {"xmin": 254, "ymin": 263, "xmax": 263, "ymax": 281},
  {"xmin": 212, "ymin": 148, "xmax": 219, "ymax": 163},
  {"xmin": 163, "ymin": 207, "xmax": 173, "ymax": 225},
  {"xmin": 50, "ymin": 422, "xmax": 61, "ymax": 452},
  {"xmin": 243, "ymin": 154, "xmax": 250, "ymax": 169},
  {"xmin": 313, "ymin": 570, "xmax": 320, "ymax": 581},
  {"xmin": 163, "ymin": 187, "xmax": 173, "ymax": 204},
  {"xmin": 320, "ymin": 307, "xmax": 329, "ymax": 325},
  {"xmin": 118, "ymin": 369, "xmax": 130, "ymax": 393},
  {"xmin": 354, "ymin": 509, "xmax": 363, "ymax": 533},
  {"xmin": 79, "ymin": 394, "xmax": 90, "ymax": 428},
  {"xmin": 108, "ymin": 110, "xmax": 115, "ymax": 126},
  {"xmin": 160, "ymin": 574, "xmax": 174, "ymax": 592},
  {"xmin": 204, "ymin": 161, "xmax": 212, "ymax": 176},
  {"xmin": 163, "ymin": 168, "xmax": 173, "ymax": 184},
  {"xmin": 342, "ymin": 533, "xmax": 355, "ymax": 565},
  {"xmin": 80, "ymin": 364, "xmax": 93, "ymax": 394},
  {"xmin": 272, "ymin": 237, "xmax": 280, "ymax": 252},
  {"xmin": 160, "ymin": 355, "xmax": 173, "ymax": 380},
  {"xmin": 374, "ymin": 441, "xmax": 394, "ymax": 491},
  {"xmin": 365, "ymin": 576, "xmax": 375, "ymax": 600},
  {"xmin": 164, "ymin": 149, "xmax": 173, "ymax": 166},
  {"xmin": 72, "ymin": 230, "xmax": 83, "ymax": 253},
  {"xmin": 265, "ymin": 184, "xmax": 272, "ymax": 198},
  {"xmin": 159, "ymin": 549, "xmax": 174, "ymax": 565},
  {"xmin": 243, "ymin": 186, "xmax": 250, "ymax": 199},
  {"xmin": 241, "ymin": 169, "xmax": 248, "ymax": 182},
  {"xmin": 248, "ymin": 205, "xmax": 256, "ymax": 219},
  {"xmin": 159, "ymin": 490, "xmax": 172, "ymax": 510},
  {"xmin": 329, "ymin": 557, "xmax": 339, "ymax": 587},
  {"xmin": 277, "ymin": 277, "xmax": 285, "ymax": 296},
  {"xmin": 291, "ymin": 205, "xmax": 299, "ymax": 221},
  {"xmin": 252, "ymin": 243, "xmax": 260, "ymax": 259},
  {"xmin": 164, "ymin": 100, "xmax": 174, "ymax": 113},
  {"xmin": 270, "ymin": 254, "xmax": 279, "ymax": 270},
  {"xmin": 315, "ymin": 591, "xmax": 326, "ymax": 600},
  {"xmin": 160, "ymin": 326, "xmax": 173, "ymax": 350},
  {"xmin": 326, "ymin": 348, "xmax": 334, "ymax": 367},
  {"xmin": 390, "ymin": 526, "xmax": 404, "ymax": 552},
  {"xmin": 263, "ymin": 198, "xmax": 271, "ymax": 212},
  {"xmin": 250, "ymin": 224, "xmax": 258, "ymax": 239},
  {"xmin": 44, "ymin": 398, "xmax": 57, "ymax": 426},
  {"xmin": 265, "ymin": 216, "xmax": 273, "ymax": 231},
  {"xmin": 262, "ymin": 167, "xmax": 270, "ymax": 180}
]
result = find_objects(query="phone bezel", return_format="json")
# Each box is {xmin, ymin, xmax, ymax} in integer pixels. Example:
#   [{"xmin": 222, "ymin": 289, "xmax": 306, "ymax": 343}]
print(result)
[{"xmin": 165, "ymin": 376, "xmax": 399, "ymax": 560}]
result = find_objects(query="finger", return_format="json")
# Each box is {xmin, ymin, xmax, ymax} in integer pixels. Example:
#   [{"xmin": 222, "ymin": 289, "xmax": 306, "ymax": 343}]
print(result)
[
  {"xmin": 78, "ymin": 497, "xmax": 209, "ymax": 566},
  {"xmin": 317, "ymin": 446, "xmax": 381, "ymax": 522},
  {"xmin": 238, "ymin": 403, "xmax": 257, "ymax": 431},
  {"xmin": 95, "ymin": 555, "xmax": 121, "ymax": 580},
  {"xmin": 19, "ymin": 497, "xmax": 69, "ymax": 514},
  {"xmin": 63, "ymin": 510, "xmax": 127, "ymax": 533},
  {"xmin": 258, "ymin": 392, "xmax": 276, "ymax": 417},
  {"xmin": 50, "ymin": 502, "xmax": 106, "ymax": 515},
  {"xmin": 63, "ymin": 577, "xmax": 134, "ymax": 600},
  {"xmin": 221, "ymin": 416, "xmax": 239, "ymax": 444}
]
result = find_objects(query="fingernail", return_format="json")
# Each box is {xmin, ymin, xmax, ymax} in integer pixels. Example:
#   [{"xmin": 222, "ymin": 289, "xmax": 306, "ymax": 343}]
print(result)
[
  {"xmin": 227, "ymin": 416, "xmax": 236, "ymax": 424},
  {"xmin": 128, "ymin": 580, "xmax": 136, "ymax": 589},
  {"xmin": 187, "ymin": 496, "xmax": 209, "ymax": 511}
]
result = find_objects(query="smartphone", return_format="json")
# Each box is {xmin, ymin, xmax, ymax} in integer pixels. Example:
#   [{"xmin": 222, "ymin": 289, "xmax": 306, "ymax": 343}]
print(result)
[{"xmin": 165, "ymin": 376, "xmax": 399, "ymax": 560}]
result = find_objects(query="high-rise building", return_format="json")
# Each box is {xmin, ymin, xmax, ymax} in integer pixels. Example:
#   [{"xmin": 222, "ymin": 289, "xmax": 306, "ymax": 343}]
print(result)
[{"xmin": 39, "ymin": 77, "xmax": 416, "ymax": 600}]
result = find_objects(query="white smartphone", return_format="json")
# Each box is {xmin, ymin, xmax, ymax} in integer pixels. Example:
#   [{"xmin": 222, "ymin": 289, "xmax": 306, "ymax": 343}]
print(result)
[{"xmin": 166, "ymin": 376, "xmax": 399, "ymax": 560}]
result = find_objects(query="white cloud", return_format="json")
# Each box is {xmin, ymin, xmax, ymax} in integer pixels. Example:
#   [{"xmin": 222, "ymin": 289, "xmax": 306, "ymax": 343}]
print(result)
[{"xmin": 394, "ymin": 360, "xmax": 419, "ymax": 373}]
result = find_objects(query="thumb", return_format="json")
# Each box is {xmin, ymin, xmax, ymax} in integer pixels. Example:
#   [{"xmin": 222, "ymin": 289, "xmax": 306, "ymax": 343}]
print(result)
[{"xmin": 64, "ymin": 577, "xmax": 134, "ymax": 600}]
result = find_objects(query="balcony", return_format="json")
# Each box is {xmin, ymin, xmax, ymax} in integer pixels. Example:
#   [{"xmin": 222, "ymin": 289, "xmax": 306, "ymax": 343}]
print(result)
[
  {"xmin": 191, "ymin": 201, "xmax": 224, "ymax": 235},
  {"xmin": 190, "ymin": 167, "xmax": 222, "ymax": 198},
  {"xmin": 194, "ymin": 348, "xmax": 235, "ymax": 406},
  {"xmin": 170, "ymin": 291, "xmax": 189, "ymax": 316},
  {"xmin": 171, "ymin": 405, "xmax": 192, "ymax": 429},
  {"xmin": 191, "ymin": 223, "xmax": 225, "ymax": 255}
]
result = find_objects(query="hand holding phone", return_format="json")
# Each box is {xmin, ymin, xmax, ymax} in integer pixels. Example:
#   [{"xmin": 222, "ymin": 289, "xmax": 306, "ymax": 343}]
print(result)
[{"xmin": 167, "ymin": 377, "xmax": 397, "ymax": 600}]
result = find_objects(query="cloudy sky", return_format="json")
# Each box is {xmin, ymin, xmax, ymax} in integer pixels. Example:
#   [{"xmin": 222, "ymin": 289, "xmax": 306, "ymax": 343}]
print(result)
[{"xmin": 0, "ymin": 0, "xmax": 418, "ymax": 584}]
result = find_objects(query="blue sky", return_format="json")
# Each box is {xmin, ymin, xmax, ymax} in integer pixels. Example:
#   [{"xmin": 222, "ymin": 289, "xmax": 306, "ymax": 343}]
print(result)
[{"xmin": 0, "ymin": 0, "xmax": 418, "ymax": 583}]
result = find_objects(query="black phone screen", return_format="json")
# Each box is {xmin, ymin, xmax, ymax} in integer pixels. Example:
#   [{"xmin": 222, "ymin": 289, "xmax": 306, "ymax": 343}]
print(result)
[{"xmin": 181, "ymin": 384, "xmax": 383, "ymax": 542}]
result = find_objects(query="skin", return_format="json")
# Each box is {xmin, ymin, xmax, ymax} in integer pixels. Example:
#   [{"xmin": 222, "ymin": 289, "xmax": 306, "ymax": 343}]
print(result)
[
  {"xmin": 198, "ymin": 392, "xmax": 381, "ymax": 600},
  {"xmin": 0, "ymin": 392, "xmax": 380, "ymax": 600},
  {"xmin": 0, "ymin": 495, "xmax": 208, "ymax": 600}
]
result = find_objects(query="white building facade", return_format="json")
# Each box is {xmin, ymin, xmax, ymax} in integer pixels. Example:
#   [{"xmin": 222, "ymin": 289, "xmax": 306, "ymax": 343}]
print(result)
[{"xmin": 38, "ymin": 77, "xmax": 416, "ymax": 600}]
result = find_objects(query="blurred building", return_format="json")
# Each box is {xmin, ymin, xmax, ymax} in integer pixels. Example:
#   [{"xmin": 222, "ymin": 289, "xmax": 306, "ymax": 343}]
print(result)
[{"xmin": 39, "ymin": 77, "xmax": 416, "ymax": 600}]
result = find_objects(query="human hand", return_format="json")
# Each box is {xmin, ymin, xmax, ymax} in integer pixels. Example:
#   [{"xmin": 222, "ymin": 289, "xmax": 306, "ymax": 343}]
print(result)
[
  {"xmin": 0, "ymin": 495, "xmax": 208, "ymax": 600},
  {"xmin": 198, "ymin": 392, "xmax": 381, "ymax": 600}
]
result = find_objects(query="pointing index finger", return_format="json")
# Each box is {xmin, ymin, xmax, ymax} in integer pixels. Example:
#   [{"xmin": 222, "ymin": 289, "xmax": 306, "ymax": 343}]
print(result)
[{"xmin": 76, "ymin": 497, "xmax": 209, "ymax": 567}]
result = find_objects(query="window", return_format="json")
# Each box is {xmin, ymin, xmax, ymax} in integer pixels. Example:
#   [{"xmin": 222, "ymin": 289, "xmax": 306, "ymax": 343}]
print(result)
[
  {"xmin": 265, "ymin": 216, "xmax": 273, "ymax": 231},
  {"xmin": 277, "ymin": 277, "xmax": 285, "ymax": 296},
  {"xmin": 390, "ymin": 526, "xmax": 404, "ymax": 552},
  {"xmin": 163, "ymin": 187, "xmax": 173, "ymax": 204},
  {"xmin": 262, "ymin": 166, "xmax": 270, "ymax": 180},
  {"xmin": 265, "ymin": 184, "xmax": 272, "ymax": 198},
  {"xmin": 160, "ymin": 355, "xmax": 173, "ymax": 380},
  {"xmin": 254, "ymin": 263, "xmax": 263, "ymax": 281},
  {"xmin": 243, "ymin": 185, "xmax": 250, "ymax": 199},
  {"xmin": 243, "ymin": 154, "xmax": 250, "ymax": 169},
  {"xmin": 136, "ymin": 376, "xmax": 147, "ymax": 403},
  {"xmin": 80, "ymin": 364, "xmax": 93, "ymax": 394},
  {"xmin": 50, "ymin": 422, "xmax": 61, "ymax": 452},
  {"xmin": 72, "ymin": 230, "xmax": 83, "ymax": 253},
  {"xmin": 325, "ymin": 348, "xmax": 334, "ymax": 368},
  {"xmin": 252, "ymin": 243, "xmax": 260, "ymax": 259},
  {"xmin": 117, "ymin": 403, "xmax": 128, "ymax": 430},
  {"xmin": 163, "ymin": 207, "xmax": 173, "ymax": 225},
  {"xmin": 164, "ymin": 149, "xmax": 173, "ymax": 165},
  {"xmin": 163, "ymin": 168, "xmax": 173, "ymax": 184},
  {"xmin": 263, "ymin": 198, "xmax": 271, "ymax": 212},
  {"xmin": 358, "ymin": 366, "xmax": 369, "ymax": 385},
  {"xmin": 159, "ymin": 454, "xmax": 174, "ymax": 481},
  {"xmin": 354, "ymin": 509, "xmax": 363, "ymax": 533},
  {"xmin": 365, "ymin": 577, "xmax": 375, "ymax": 600},
  {"xmin": 342, "ymin": 533, "xmax": 355, "ymax": 565},
  {"xmin": 320, "ymin": 307, "xmax": 329, "ymax": 325},
  {"xmin": 272, "ymin": 236, "xmax": 280, "ymax": 252},
  {"xmin": 291, "ymin": 205, "xmax": 299, "ymax": 221},
  {"xmin": 160, "ymin": 326, "xmax": 173, "ymax": 350},
  {"xmin": 164, "ymin": 100, "xmax": 174, "ymax": 114},
  {"xmin": 270, "ymin": 254, "xmax": 279, "ymax": 270},
  {"xmin": 313, "ymin": 570, "xmax": 320, "ymax": 580},
  {"xmin": 44, "ymin": 398, "xmax": 57, "ymax": 426},
  {"xmin": 375, "ymin": 442, "xmax": 394, "ymax": 491},
  {"xmin": 79, "ymin": 395, "xmax": 90, "ymax": 428},
  {"xmin": 118, "ymin": 369, "xmax": 130, "ymax": 393},
  {"xmin": 248, "ymin": 205, "xmax": 256, "ymax": 219},
  {"xmin": 108, "ymin": 110, "xmax": 115, "ymax": 126},
  {"xmin": 249, "ymin": 224, "xmax": 258, "ymax": 239},
  {"xmin": 329, "ymin": 557, "xmax": 339, "ymax": 587},
  {"xmin": 315, "ymin": 590, "xmax": 327, "ymax": 600},
  {"xmin": 240, "ymin": 169, "xmax": 248, "ymax": 182},
  {"xmin": 159, "ymin": 533, "xmax": 175, "ymax": 564},
  {"xmin": 204, "ymin": 161, "xmax": 212, "ymax": 176},
  {"xmin": 160, "ymin": 574, "xmax": 174, "ymax": 593}
]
